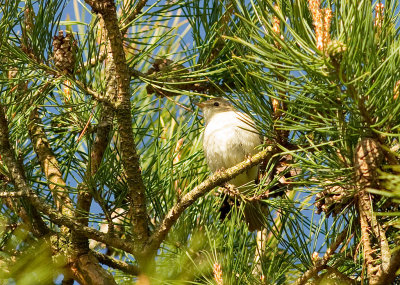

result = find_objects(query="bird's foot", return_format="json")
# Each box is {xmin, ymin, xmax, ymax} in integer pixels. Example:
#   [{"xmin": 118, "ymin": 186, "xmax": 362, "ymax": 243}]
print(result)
[
  {"xmin": 216, "ymin": 167, "xmax": 226, "ymax": 174},
  {"xmin": 245, "ymin": 153, "xmax": 254, "ymax": 162},
  {"xmin": 222, "ymin": 183, "xmax": 241, "ymax": 198}
]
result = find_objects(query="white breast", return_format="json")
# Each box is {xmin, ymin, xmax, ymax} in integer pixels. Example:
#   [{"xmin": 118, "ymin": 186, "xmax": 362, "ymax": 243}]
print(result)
[{"xmin": 203, "ymin": 111, "xmax": 261, "ymax": 187}]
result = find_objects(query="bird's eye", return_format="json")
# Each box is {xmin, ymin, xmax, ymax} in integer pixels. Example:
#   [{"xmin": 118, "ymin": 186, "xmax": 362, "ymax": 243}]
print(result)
[{"xmin": 213, "ymin": 102, "xmax": 220, "ymax": 107}]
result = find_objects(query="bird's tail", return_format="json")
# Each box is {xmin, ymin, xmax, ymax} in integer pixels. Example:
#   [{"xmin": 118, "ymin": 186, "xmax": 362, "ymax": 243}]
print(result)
[{"xmin": 243, "ymin": 200, "xmax": 268, "ymax": 232}]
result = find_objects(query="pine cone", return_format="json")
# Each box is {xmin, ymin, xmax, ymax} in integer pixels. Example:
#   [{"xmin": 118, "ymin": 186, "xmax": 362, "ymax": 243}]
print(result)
[
  {"xmin": 52, "ymin": 31, "xmax": 77, "ymax": 73},
  {"xmin": 315, "ymin": 183, "xmax": 353, "ymax": 216}
]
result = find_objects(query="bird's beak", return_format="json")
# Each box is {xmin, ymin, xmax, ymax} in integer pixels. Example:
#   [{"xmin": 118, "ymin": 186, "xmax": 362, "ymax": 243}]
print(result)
[{"xmin": 196, "ymin": 102, "xmax": 205, "ymax": 109}]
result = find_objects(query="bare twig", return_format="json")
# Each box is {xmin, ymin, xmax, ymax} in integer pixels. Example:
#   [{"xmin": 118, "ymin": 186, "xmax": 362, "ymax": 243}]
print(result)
[
  {"xmin": 0, "ymin": 190, "xmax": 33, "ymax": 197},
  {"xmin": 121, "ymin": 0, "xmax": 149, "ymax": 35},
  {"xmin": 165, "ymin": 96, "xmax": 194, "ymax": 113},
  {"xmin": 73, "ymin": 79, "xmax": 112, "ymax": 106},
  {"xmin": 92, "ymin": 251, "xmax": 140, "ymax": 275},
  {"xmin": 294, "ymin": 228, "xmax": 349, "ymax": 285}
]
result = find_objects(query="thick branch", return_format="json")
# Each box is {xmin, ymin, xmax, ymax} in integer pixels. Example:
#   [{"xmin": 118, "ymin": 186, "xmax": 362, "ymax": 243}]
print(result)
[
  {"xmin": 69, "ymin": 253, "xmax": 117, "ymax": 285},
  {"xmin": 357, "ymin": 189, "xmax": 390, "ymax": 282},
  {"xmin": 115, "ymin": 109, "xmax": 149, "ymax": 248},
  {"xmin": 84, "ymin": 0, "xmax": 149, "ymax": 250},
  {"xmin": 358, "ymin": 192, "xmax": 379, "ymax": 278},
  {"xmin": 354, "ymin": 138, "xmax": 391, "ymax": 284},
  {"xmin": 73, "ymin": 105, "xmax": 114, "ymax": 252},
  {"xmin": 375, "ymin": 249, "xmax": 400, "ymax": 284},
  {"xmin": 0, "ymin": 190, "xmax": 33, "ymax": 197},
  {"xmin": 28, "ymin": 108, "xmax": 74, "ymax": 218},
  {"xmin": 144, "ymin": 146, "xmax": 277, "ymax": 255}
]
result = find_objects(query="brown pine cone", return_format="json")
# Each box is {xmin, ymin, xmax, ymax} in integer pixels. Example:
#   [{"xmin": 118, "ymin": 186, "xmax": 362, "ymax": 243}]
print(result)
[{"xmin": 52, "ymin": 31, "xmax": 77, "ymax": 73}]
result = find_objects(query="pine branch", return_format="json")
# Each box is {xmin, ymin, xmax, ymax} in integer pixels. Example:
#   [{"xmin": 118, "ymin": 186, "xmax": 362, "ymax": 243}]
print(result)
[
  {"xmin": 84, "ymin": 0, "xmax": 150, "ymax": 252},
  {"xmin": 294, "ymin": 228, "xmax": 349, "ymax": 285},
  {"xmin": 0, "ymin": 105, "xmax": 138, "ymax": 255},
  {"xmin": 375, "ymin": 249, "xmax": 400, "ymax": 284},
  {"xmin": 353, "ymin": 138, "xmax": 396, "ymax": 284},
  {"xmin": 92, "ymin": 251, "xmax": 140, "ymax": 275},
  {"xmin": 121, "ymin": 0, "xmax": 149, "ymax": 35},
  {"xmin": 68, "ymin": 253, "xmax": 117, "ymax": 285},
  {"xmin": 72, "ymin": 105, "xmax": 114, "ymax": 252},
  {"xmin": 28, "ymin": 107, "xmax": 74, "ymax": 219},
  {"xmin": 0, "ymin": 191, "xmax": 33, "ymax": 197},
  {"xmin": 144, "ymin": 145, "xmax": 278, "ymax": 255}
]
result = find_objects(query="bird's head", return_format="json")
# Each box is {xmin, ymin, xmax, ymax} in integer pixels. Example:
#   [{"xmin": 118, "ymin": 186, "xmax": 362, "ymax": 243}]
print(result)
[{"xmin": 196, "ymin": 98, "xmax": 235, "ymax": 124}]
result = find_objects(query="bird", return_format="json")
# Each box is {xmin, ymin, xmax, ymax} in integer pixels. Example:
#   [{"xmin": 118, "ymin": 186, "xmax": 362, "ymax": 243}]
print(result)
[{"xmin": 197, "ymin": 97, "xmax": 265, "ymax": 231}]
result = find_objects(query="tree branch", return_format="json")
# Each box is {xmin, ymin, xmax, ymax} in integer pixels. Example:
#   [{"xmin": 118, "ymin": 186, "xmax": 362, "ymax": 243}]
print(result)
[
  {"xmin": 358, "ymin": 192, "xmax": 380, "ymax": 278},
  {"xmin": 28, "ymin": 108, "xmax": 74, "ymax": 219},
  {"xmin": 0, "ymin": 190, "xmax": 33, "ymax": 197},
  {"xmin": 144, "ymin": 145, "xmax": 278, "ymax": 255},
  {"xmin": 354, "ymin": 138, "xmax": 392, "ymax": 284},
  {"xmin": 72, "ymin": 92, "xmax": 114, "ymax": 253},
  {"xmin": 92, "ymin": 251, "xmax": 140, "ymax": 275},
  {"xmin": 68, "ymin": 253, "xmax": 117, "ymax": 285},
  {"xmin": 0, "ymin": 105, "xmax": 137, "ymax": 255},
  {"xmin": 121, "ymin": 0, "xmax": 148, "ymax": 35},
  {"xmin": 294, "ymin": 228, "xmax": 349, "ymax": 285},
  {"xmin": 70, "ymin": 103, "xmax": 114, "ymax": 285},
  {"xmin": 84, "ymin": 0, "xmax": 149, "ymax": 252},
  {"xmin": 375, "ymin": 248, "xmax": 400, "ymax": 284}
]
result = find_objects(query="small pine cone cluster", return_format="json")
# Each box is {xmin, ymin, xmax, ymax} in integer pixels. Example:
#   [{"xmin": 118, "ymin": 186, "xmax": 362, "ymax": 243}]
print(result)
[
  {"xmin": 52, "ymin": 31, "xmax": 77, "ymax": 73},
  {"xmin": 316, "ymin": 138, "xmax": 384, "ymax": 216}
]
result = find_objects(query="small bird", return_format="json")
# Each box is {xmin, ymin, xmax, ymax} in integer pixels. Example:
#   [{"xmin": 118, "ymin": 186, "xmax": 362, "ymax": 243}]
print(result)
[{"xmin": 197, "ymin": 98, "xmax": 265, "ymax": 231}]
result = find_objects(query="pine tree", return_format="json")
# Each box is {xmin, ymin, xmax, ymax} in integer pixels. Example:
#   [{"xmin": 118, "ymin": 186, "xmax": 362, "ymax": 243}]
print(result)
[{"xmin": 0, "ymin": 0, "xmax": 400, "ymax": 284}]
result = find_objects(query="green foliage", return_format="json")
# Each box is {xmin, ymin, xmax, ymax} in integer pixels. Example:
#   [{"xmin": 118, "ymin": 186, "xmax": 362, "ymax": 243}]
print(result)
[
  {"xmin": 0, "ymin": 0, "xmax": 400, "ymax": 284},
  {"xmin": 0, "ymin": 216, "xmax": 66, "ymax": 284}
]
